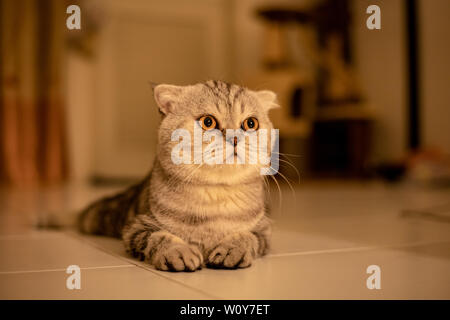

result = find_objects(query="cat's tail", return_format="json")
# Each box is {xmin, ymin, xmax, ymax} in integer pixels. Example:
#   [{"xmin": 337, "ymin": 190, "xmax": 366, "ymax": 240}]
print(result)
[
  {"xmin": 33, "ymin": 191, "xmax": 132, "ymax": 235},
  {"xmin": 35, "ymin": 193, "xmax": 132, "ymax": 237},
  {"xmin": 76, "ymin": 181, "xmax": 147, "ymax": 238},
  {"xmin": 36, "ymin": 177, "xmax": 148, "ymax": 237},
  {"xmin": 35, "ymin": 198, "xmax": 126, "ymax": 237},
  {"xmin": 76, "ymin": 195, "xmax": 127, "ymax": 238}
]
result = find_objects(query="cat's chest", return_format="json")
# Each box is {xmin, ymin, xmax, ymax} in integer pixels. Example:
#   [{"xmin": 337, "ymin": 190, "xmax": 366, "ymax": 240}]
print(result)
[
  {"xmin": 148, "ymin": 173, "xmax": 265, "ymax": 237},
  {"xmin": 175, "ymin": 184, "xmax": 263, "ymax": 215},
  {"xmin": 150, "ymin": 183, "xmax": 265, "ymax": 239}
]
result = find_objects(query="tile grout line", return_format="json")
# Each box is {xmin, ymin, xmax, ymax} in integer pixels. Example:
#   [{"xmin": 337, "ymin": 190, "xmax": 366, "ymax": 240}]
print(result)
[
  {"xmin": 17, "ymin": 229, "xmax": 449, "ymax": 298},
  {"xmin": 121, "ymin": 261, "xmax": 221, "ymax": 300},
  {"xmin": 266, "ymin": 239, "xmax": 450, "ymax": 258},
  {"xmin": 63, "ymin": 230, "xmax": 220, "ymax": 299},
  {"xmin": 0, "ymin": 233, "xmax": 61, "ymax": 240},
  {"xmin": 0, "ymin": 264, "xmax": 135, "ymax": 275}
]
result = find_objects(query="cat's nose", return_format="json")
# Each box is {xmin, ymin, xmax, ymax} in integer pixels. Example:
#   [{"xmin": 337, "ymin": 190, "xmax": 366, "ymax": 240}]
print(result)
[{"xmin": 225, "ymin": 135, "xmax": 239, "ymax": 146}]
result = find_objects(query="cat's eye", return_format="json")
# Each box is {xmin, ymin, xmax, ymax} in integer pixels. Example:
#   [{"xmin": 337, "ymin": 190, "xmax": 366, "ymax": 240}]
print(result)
[
  {"xmin": 198, "ymin": 115, "xmax": 217, "ymax": 130},
  {"xmin": 242, "ymin": 117, "xmax": 259, "ymax": 131}
]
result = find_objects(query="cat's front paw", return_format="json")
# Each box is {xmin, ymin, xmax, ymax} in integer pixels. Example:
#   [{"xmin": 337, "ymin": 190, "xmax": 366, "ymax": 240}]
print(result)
[
  {"xmin": 207, "ymin": 243, "xmax": 253, "ymax": 269},
  {"xmin": 153, "ymin": 244, "xmax": 203, "ymax": 272}
]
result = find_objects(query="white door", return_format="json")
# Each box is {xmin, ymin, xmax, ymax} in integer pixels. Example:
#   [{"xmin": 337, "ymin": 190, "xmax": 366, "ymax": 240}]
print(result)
[{"xmin": 92, "ymin": 0, "xmax": 231, "ymax": 179}]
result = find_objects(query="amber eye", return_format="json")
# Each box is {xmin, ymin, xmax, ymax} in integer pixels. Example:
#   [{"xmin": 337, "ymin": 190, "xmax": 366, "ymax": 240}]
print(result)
[
  {"xmin": 199, "ymin": 115, "xmax": 217, "ymax": 130},
  {"xmin": 242, "ymin": 117, "xmax": 259, "ymax": 131}
]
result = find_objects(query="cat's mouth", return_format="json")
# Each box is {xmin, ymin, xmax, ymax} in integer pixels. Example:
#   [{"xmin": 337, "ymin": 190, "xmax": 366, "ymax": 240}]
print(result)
[
  {"xmin": 231, "ymin": 144, "xmax": 241, "ymax": 161},
  {"xmin": 225, "ymin": 151, "xmax": 238, "ymax": 162}
]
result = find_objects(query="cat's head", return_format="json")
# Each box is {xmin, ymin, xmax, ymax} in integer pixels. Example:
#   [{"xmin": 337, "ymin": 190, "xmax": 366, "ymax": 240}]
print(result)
[{"xmin": 153, "ymin": 80, "xmax": 278, "ymax": 185}]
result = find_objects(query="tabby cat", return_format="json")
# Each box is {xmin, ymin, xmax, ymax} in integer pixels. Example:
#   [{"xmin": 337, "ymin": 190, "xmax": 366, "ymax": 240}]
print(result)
[{"xmin": 78, "ymin": 80, "xmax": 278, "ymax": 271}]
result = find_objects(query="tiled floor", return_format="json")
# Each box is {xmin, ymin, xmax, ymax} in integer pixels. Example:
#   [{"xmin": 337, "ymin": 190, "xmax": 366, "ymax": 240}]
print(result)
[{"xmin": 0, "ymin": 181, "xmax": 449, "ymax": 299}]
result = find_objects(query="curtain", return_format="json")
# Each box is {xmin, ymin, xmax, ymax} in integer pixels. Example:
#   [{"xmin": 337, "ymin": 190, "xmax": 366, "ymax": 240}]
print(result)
[{"xmin": 0, "ymin": 0, "xmax": 68, "ymax": 187}]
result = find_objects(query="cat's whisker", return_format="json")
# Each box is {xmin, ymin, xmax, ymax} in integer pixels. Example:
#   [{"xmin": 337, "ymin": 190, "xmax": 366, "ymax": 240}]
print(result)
[
  {"xmin": 244, "ymin": 146, "xmax": 301, "ymax": 184},
  {"xmin": 273, "ymin": 168, "xmax": 297, "ymax": 209},
  {"xmin": 268, "ymin": 173, "xmax": 282, "ymax": 213},
  {"xmin": 277, "ymin": 158, "xmax": 301, "ymax": 184},
  {"xmin": 271, "ymin": 151, "xmax": 303, "ymax": 158}
]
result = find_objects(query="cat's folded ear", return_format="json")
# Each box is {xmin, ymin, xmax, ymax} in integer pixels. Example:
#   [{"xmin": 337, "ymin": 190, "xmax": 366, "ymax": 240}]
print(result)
[
  {"xmin": 153, "ymin": 84, "xmax": 184, "ymax": 114},
  {"xmin": 255, "ymin": 90, "xmax": 280, "ymax": 111}
]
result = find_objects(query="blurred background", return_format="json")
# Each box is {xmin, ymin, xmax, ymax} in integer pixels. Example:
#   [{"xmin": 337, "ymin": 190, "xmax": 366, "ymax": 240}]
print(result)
[
  {"xmin": 1, "ymin": 0, "xmax": 450, "ymax": 190},
  {"xmin": 1, "ymin": 0, "xmax": 450, "ymax": 300}
]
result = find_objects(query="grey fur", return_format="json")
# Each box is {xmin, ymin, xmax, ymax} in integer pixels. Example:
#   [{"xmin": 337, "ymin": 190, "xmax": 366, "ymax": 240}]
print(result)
[{"xmin": 78, "ymin": 80, "xmax": 278, "ymax": 271}]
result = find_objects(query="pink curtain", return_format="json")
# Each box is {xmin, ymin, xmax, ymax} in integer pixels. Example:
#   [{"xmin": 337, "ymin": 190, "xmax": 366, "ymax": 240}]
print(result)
[{"xmin": 0, "ymin": 0, "xmax": 68, "ymax": 187}]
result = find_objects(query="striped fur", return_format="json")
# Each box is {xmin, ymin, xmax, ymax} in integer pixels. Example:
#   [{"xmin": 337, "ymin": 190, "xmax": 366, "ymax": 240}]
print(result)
[{"xmin": 78, "ymin": 80, "xmax": 277, "ymax": 271}]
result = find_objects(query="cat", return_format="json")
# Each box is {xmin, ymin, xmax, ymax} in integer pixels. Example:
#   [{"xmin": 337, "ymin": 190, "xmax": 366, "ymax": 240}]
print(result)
[{"xmin": 77, "ymin": 80, "xmax": 279, "ymax": 271}]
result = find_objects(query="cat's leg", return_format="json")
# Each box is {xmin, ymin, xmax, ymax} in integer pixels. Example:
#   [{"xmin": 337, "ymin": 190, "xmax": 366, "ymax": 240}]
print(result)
[
  {"xmin": 122, "ymin": 215, "xmax": 203, "ymax": 272},
  {"xmin": 206, "ymin": 232, "xmax": 258, "ymax": 269},
  {"xmin": 206, "ymin": 217, "xmax": 271, "ymax": 269},
  {"xmin": 251, "ymin": 217, "xmax": 272, "ymax": 257}
]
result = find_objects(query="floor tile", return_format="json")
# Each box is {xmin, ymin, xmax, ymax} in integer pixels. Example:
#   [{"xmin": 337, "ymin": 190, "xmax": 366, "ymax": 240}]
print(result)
[
  {"xmin": 67, "ymin": 232, "xmax": 130, "ymax": 258},
  {"xmin": 0, "ymin": 185, "xmax": 123, "ymax": 236},
  {"xmin": 71, "ymin": 215, "xmax": 450, "ymax": 262},
  {"xmin": 269, "ymin": 182, "xmax": 450, "ymax": 220},
  {"xmin": 265, "ymin": 183, "xmax": 450, "ymax": 251},
  {"xmin": 275, "ymin": 214, "xmax": 450, "ymax": 249},
  {"xmin": 0, "ymin": 266, "xmax": 212, "ymax": 299},
  {"xmin": 76, "ymin": 228, "xmax": 359, "ymax": 260},
  {"xmin": 1, "ymin": 182, "xmax": 449, "ymax": 299},
  {"xmin": 0, "ymin": 231, "xmax": 132, "ymax": 273},
  {"xmin": 160, "ymin": 242, "xmax": 450, "ymax": 299}
]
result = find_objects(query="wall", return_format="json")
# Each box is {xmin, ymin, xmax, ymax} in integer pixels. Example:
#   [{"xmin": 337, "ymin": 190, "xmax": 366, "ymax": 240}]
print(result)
[
  {"xmin": 419, "ymin": 0, "xmax": 450, "ymax": 154},
  {"xmin": 65, "ymin": 52, "xmax": 95, "ymax": 183},
  {"xmin": 352, "ymin": 0, "xmax": 408, "ymax": 162}
]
